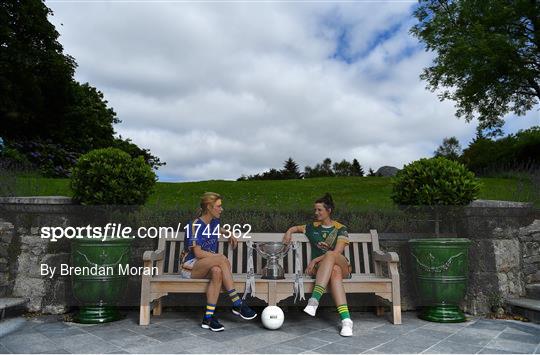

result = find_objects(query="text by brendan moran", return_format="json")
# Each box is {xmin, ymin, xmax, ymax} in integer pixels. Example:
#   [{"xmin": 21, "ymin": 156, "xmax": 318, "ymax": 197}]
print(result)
[{"xmin": 41, "ymin": 264, "xmax": 158, "ymax": 278}]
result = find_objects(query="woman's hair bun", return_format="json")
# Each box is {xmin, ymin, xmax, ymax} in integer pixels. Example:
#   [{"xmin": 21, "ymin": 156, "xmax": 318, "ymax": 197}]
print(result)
[{"xmin": 315, "ymin": 192, "xmax": 335, "ymax": 212}]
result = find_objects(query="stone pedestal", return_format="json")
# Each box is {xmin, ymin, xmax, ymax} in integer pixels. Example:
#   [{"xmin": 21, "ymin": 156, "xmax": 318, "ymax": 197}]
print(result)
[
  {"xmin": 457, "ymin": 200, "xmax": 536, "ymax": 315},
  {"xmin": 0, "ymin": 196, "xmax": 75, "ymax": 314}
]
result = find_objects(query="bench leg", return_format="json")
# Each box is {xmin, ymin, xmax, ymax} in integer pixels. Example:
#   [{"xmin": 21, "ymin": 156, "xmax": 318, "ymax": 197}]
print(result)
[
  {"xmin": 392, "ymin": 304, "xmax": 402, "ymax": 325},
  {"xmin": 140, "ymin": 303, "xmax": 151, "ymax": 326},
  {"xmin": 140, "ymin": 272, "xmax": 151, "ymax": 325},
  {"xmin": 389, "ymin": 263, "xmax": 402, "ymax": 325},
  {"xmin": 268, "ymin": 281, "xmax": 277, "ymax": 306},
  {"xmin": 153, "ymin": 298, "xmax": 162, "ymax": 316},
  {"xmin": 375, "ymin": 298, "xmax": 385, "ymax": 316}
]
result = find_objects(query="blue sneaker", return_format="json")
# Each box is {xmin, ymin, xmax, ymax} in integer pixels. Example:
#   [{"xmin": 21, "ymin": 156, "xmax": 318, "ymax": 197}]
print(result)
[
  {"xmin": 201, "ymin": 316, "xmax": 225, "ymax": 331},
  {"xmin": 232, "ymin": 303, "xmax": 257, "ymax": 320}
]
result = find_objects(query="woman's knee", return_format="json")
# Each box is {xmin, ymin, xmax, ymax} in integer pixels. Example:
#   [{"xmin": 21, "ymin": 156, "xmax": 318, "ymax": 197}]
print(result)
[
  {"xmin": 210, "ymin": 266, "xmax": 222, "ymax": 281},
  {"xmin": 331, "ymin": 265, "xmax": 342, "ymax": 279},
  {"xmin": 323, "ymin": 250, "xmax": 338, "ymax": 260},
  {"xmin": 219, "ymin": 256, "xmax": 231, "ymax": 268}
]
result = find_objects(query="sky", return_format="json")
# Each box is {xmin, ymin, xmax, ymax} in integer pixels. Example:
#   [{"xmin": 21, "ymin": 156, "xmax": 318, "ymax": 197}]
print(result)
[{"xmin": 45, "ymin": 0, "xmax": 540, "ymax": 182}]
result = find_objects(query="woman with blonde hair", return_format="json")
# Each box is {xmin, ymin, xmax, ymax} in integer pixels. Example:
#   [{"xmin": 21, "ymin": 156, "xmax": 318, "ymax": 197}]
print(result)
[
  {"xmin": 181, "ymin": 192, "xmax": 257, "ymax": 332},
  {"xmin": 282, "ymin": 193, "xmax": 353, "ymax": 336}
]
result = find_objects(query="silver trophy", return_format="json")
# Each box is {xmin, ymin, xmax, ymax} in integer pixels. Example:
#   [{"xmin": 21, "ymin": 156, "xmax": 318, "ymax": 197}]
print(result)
[{"xmin": 255, "ymin": 242, "xmax": 290, "ymax": 280}]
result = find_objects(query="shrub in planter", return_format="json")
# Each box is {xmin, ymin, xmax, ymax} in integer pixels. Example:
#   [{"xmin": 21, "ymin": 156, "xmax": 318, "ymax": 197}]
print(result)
[
  {"xmin": 391, "ymin": 157, "xmax": 481, "ymax": 322},
  {"xmin": 71, "ymin": 147, "xmax": 156, "ymax": 205},
  {"xmin": 391, "ymin": 157, "xmax": 480, "ymax": 207},
  {"xmin": 69, "ymin": 147, "xmax": 156, "ymax": 323}
]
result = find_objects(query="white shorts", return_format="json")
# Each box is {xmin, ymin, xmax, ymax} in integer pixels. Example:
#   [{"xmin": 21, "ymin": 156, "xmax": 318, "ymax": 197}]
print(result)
[{"xmin": 180, "ymin": 258, "xmax": 197, "ymax": 279}]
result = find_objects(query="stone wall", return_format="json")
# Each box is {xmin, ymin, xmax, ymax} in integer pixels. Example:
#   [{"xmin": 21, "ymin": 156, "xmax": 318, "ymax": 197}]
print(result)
[
  {"xmin": 11, "ymin": 226, "xmax": 71, "ymax": 313},
  {"xmin": 0, "ymin": 220, "xmax": 15, "ymax": 297},
  {"xmin": 0, "ymin": 197, "xmax": 73, "ymax": 313},
  {"xmin": 457, "ymin": 200, "xmax": 537, "ymax": 315},
  {"xmin": 519, "ymin": 219, "xmax": 540, "ymax": 285}
]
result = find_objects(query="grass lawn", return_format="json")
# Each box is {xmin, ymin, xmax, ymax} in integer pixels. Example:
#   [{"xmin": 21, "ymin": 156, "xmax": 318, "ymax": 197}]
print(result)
[{"xmin": 4, "ymin": 175, "xmax": 539, "ymax": 211}]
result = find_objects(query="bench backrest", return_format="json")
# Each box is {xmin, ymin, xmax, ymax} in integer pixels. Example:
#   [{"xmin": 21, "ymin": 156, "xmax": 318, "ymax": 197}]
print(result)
[{"xmin": 157, "ymin": 230, "xmax": 381, "ymax": 276}]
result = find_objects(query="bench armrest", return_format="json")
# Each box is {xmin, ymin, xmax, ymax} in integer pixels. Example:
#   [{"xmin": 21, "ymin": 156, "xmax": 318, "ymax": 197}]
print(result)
[
  {"xmin": 372, "ymin": 250, "xmax": 399, "ymax": 263},
  {"xmin": 143, "ymin": 249, "xmax": 165, "ymax": 262}
]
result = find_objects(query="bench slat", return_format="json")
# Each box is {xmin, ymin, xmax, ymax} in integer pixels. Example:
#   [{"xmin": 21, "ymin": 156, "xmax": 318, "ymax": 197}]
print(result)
[
  {"xmin": 287, "ymin": 249, "xmax": 293, "ymax": 274},
  {"xmin": 151, "ymin": 273, "xmax": 390, "ymax": 282},
  {"xmin": 227, "ymin": 242, "xmax": 233, "ymax": 266},
  {"xmin": 297, "ymin": 244, "xmax": 303, "ymax": 273},
  {"xmin": 363, "ymin": 242, "xmax": 370, "ymax": 274},
  {"xmin": 353, "ymin": 243, "xmax": 361, "ymax": 274},
  {"xmin": 168, "ymin": 242, "xmax": 176, "ymax": 274},
  {"xmin": 218, "ymin": 241, "xmax": 224, "ymax": 255},
  {"xmin": 237, "ymin": 242, "xmax": 243, "ymax": 273},
  {"xmin": 256, "ymin": 252, "xmax": 262, "ymax": 273},
  {"xmin": 178, "ymin": 241, "xmax": 184, "ymax": 273},
  {"xmin": 155, "ymin": 231, "xmax": 374, "ymax": 243}
]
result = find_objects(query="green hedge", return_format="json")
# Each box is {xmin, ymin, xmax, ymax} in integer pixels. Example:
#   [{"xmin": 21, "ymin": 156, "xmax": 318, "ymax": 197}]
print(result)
[
  {"xmin": 70, "ymin": 147, "xmax": 156, "ymax": 205},
  {"xmin": 391, "ymin": 157, "xmax": 481, "ymax": 206}
]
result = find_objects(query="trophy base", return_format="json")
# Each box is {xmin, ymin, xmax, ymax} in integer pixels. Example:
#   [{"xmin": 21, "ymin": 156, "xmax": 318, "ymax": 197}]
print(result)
[{"xmin": 261, "ymin": 266, "xmax": 285, "ymax": 280}]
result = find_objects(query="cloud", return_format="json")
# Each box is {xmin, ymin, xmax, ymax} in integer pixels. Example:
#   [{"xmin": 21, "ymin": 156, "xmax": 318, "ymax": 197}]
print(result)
[{"xmin": 46, "ymin": 1, "xmax": 539, "ymax": 181}]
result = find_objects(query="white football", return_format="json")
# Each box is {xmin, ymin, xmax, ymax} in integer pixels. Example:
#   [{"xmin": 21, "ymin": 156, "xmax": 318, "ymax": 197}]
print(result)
[{"xmin": 261, "ymin": 306, "xmax": 284, "ymax": 330}]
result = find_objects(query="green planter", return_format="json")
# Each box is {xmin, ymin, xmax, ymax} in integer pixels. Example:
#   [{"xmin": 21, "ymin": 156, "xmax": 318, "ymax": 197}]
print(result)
[
  {"xmin": 409, "ymin": 238, "xmax": 471, "ymax": 322},
  {"xmin": 71, "ymin": 237, "xmax": 133, "ymax": 323}
]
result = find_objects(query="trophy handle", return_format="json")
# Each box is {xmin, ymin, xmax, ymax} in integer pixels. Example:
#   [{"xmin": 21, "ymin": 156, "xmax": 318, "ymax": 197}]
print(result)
[
  {"xmin": 255, "ymin": 244, "xmax": 272, "ymax": 259},
  {"xmin": 281, "ymin": 244, "xmax": 291, "ymax": 255},
  {"xmin": 255, "ymin": 243, "xmax": 290, "ymax": 259}
]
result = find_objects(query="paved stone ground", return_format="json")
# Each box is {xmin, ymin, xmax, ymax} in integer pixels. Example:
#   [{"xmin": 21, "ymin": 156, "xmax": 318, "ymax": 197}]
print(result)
[{"xmin": 1, "ymin": 310, "xmax": 539, "ymax": 354}]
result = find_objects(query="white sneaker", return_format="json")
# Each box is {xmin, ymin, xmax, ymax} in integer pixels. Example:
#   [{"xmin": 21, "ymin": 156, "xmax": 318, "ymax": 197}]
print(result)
[
  {"xmin": 340, "ymin": 318, "xmax": 353, "ymax": 337},
  {"xmin": 303, "ymin": 298, "xmax": 319, "ymax": 317}
]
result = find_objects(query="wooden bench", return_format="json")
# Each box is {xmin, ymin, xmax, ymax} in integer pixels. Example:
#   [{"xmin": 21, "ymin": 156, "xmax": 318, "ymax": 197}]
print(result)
[{"xmin": 139, "ymin": 230, "xmax": 401, "ymax": 325}]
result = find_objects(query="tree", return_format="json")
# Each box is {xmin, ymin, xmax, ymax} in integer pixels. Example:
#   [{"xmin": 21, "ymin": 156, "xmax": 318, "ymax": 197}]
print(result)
[
  {"xmin": 476, "ymin": 120, "xmax": 505, "ymax": 140},
  {"xmin": 281, "ymin": 157, "xmax": 302, "ymax": 179},
  {"xmin": 0, "ymin": 0, "xmax": 76, "ymax": 141},
  {"xmin": 461, "ymin": 126, "xmax": 540, "ymax": 174},
  {"xmin": 304, "ymin": 165, "xmax": 313, "ymax": 178},
  {"xmin": 304, "ymin": 158, "xmax": 335, "ymax": 178},
  {"xmin": 368, "ymin": 168, "xmax": 376, "ymax": 177},
  {"xmin": 434, "ymin": 136, "xmax": 462, "ymax": 161},
  {"xmin": 62, "ymin": 82, "xmax": 119, "ymax": 152},
  {"xmin": 304, "ymin": 164, "xmax": 321, "ymax": 178},
  {"xmin": 0, "ymin": 0, "xmax": 163, "ymax": 175},
  {"xmin": 411, "ymin": 0, "xmax": 540, "ymax": 129},
  {"xmin": 351, "ymin": 159, "xmax": 364, "ymax": 176},
  {"xmin": 333, "ymin": 159, "xmax": 352, "ymax": 176},
  {"xmin": 321, "ymin": 158, "xmax": 334, "ymax": 176},
  {"xmin": 113, "ymin": 136, "xmax": 165, "ymax": 170}
]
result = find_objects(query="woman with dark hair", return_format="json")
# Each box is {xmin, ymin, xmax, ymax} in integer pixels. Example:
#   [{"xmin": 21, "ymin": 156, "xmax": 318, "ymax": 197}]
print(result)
[
  {"xmin": 181, "ymin": 192, "xmax": 257, "ymax": 332},
  {"xmin": 282, "ymin": 193, "xmax": 353, "ymax": 336}
]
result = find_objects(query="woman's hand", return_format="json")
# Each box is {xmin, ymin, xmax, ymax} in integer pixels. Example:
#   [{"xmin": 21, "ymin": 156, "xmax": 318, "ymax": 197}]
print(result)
[
  {"xmin": 192, "ymin": 245, "xmax": 216, "ymax": 259},
  {"xmin": 282, "ymin": 232, "xmax": 292, "ymax": 245},
  {"xmin": 282, "ymin": 225, "xmax": 304, "ymax": 245},
  {"xmin": 220, "ymin": 227, "xmax": 237, "ymax": 249},
  {"xmin": 228, "ymin": 235, "xmax": 238, "ymax": 249},
  {"xmin": 305, "ymin": 259, "xmax": 318, "ymax": 276}
]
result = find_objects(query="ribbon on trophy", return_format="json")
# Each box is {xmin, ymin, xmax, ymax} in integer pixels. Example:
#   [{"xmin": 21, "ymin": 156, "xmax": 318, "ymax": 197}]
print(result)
[
  {"xmin": 292, "ymin": 241, "xmax": 305, "ymax": 303},
  {"xmin": 243, "ymin": 241, "xmax": 256, "ymax": 300}
]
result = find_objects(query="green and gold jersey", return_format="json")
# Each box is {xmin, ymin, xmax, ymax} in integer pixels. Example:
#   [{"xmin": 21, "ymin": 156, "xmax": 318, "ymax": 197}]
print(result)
[{"xmin": 300, "ymin": 221, "xmax": 349, "ymax": 260}]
